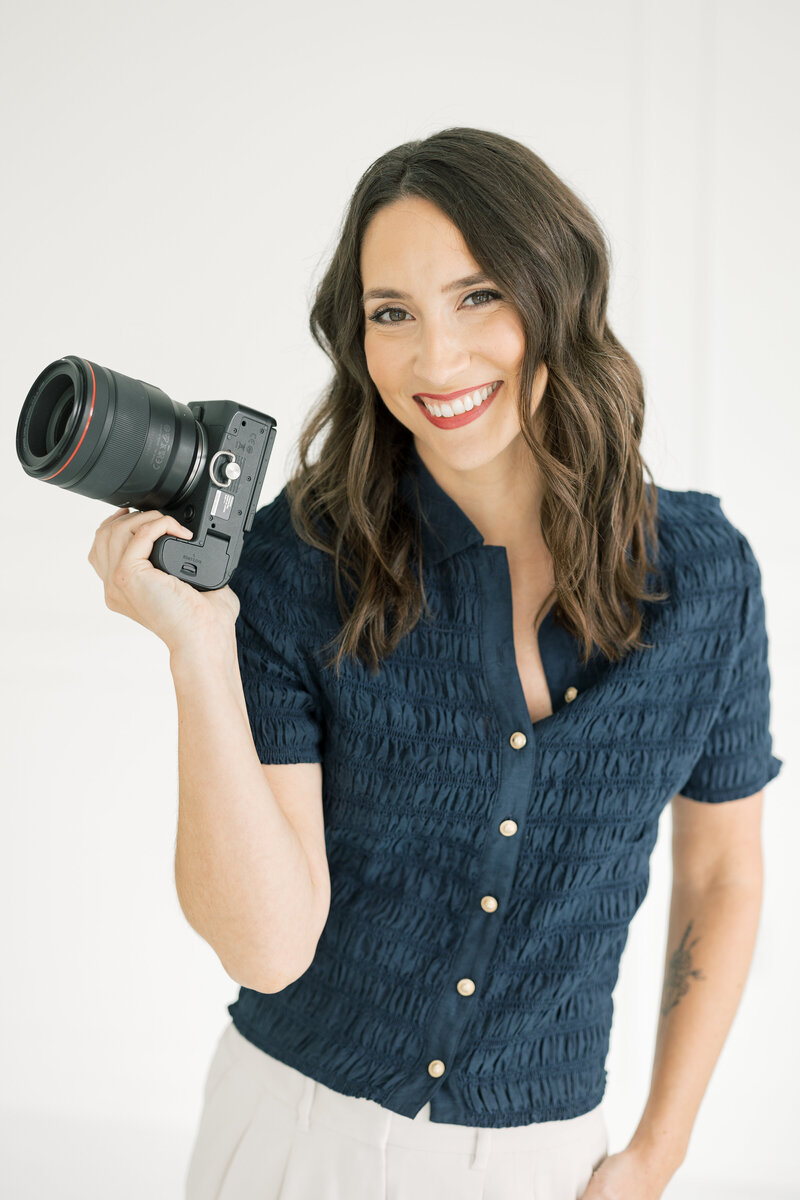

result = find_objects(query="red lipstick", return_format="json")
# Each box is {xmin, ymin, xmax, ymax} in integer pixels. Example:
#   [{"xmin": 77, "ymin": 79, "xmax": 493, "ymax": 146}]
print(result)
[{"xmin": 414, "ymin": 381, "xmax": 503, "ymax": 430}]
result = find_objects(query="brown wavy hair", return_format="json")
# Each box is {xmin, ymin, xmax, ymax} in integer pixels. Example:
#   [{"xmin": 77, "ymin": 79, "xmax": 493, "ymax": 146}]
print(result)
[{"xmin": 285, "ymin": 126, "xmax": 669, "ymax": 678}]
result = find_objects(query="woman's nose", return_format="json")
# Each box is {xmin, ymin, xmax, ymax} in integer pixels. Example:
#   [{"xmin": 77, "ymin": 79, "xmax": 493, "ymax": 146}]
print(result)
[{"xmin": 413, "ymin": 319, "xmax": 470, "ymax": 382}]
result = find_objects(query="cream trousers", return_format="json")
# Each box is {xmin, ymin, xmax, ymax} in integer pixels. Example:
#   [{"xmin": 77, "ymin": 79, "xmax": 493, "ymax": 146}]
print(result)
[{"xmin": 185, "ymin": 1021, "xmax": 609, "ymax": 1200}]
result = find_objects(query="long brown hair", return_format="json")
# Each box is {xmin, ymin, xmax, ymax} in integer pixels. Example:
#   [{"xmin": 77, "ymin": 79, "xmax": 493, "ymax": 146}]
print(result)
[{"xmin": 285, "ymin": 126, "xmax": 669, "ymax": 678}]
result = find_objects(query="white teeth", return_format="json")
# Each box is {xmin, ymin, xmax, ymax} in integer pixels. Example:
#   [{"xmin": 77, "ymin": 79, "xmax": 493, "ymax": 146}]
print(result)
[{"xmin": 422, "ymin": 381, "xmax": 500, "ymax": 419}]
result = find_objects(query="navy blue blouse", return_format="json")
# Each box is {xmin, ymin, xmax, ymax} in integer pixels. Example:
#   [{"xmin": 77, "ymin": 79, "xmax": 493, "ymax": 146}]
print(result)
[{"xmin": 226, "ymin": 443, "xmax": 783, "ymax": 1127}]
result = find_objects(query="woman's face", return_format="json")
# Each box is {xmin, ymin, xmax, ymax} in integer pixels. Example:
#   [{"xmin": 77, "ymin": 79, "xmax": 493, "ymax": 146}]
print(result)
[{"xmin": 360, "ymin": 195, "xmax": 547, "ymax": 472}]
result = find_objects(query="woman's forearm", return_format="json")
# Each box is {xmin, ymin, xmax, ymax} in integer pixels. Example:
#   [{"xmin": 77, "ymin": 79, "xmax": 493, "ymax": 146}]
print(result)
[{"xmin": 627, "ymin": 875, "xmax": 764, "ymax": 1181}]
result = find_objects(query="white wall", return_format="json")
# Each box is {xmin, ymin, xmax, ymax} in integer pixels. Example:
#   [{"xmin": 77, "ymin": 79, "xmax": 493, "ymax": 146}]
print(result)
[{"xmin": 1, "ymin": 1, "xmax": 796, "ymax": 1196}]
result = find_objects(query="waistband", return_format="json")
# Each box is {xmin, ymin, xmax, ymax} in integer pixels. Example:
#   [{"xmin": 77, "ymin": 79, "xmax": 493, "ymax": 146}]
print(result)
[{"xmin": 221, "ymin": 1020, "xmax": 606, "ymax": 1164}]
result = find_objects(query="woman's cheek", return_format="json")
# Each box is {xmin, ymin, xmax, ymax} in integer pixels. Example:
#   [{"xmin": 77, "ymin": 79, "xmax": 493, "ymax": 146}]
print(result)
[
  {"xmin": 374, "ymin": 344, "xmax": 408, "ymax": 393},
  {"xmin": 479, "ymin": 313, "xmax": 525, "ymax": 365}
]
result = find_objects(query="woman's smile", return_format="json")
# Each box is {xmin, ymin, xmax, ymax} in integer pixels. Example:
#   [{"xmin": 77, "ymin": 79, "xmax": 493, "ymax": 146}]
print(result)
[{"xmin": 414, "ymin": 380, "xmax": 503, "ymax": 429}]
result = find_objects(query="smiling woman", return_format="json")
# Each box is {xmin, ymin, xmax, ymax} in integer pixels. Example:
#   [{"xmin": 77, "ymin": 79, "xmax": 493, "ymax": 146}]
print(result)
[
  {"xmin": 184, "ymin": 127, "xmax": 783, "ymax": 1200},
  {"xmin": 287, "ymin": 127, "xmax": 667, "ymax": 678}
]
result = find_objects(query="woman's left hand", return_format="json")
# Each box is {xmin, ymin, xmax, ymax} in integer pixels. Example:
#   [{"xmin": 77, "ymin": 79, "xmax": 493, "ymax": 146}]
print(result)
[{"xmin": 581, "ymin": 1144, "xmax": 672, "ymax": 1199}]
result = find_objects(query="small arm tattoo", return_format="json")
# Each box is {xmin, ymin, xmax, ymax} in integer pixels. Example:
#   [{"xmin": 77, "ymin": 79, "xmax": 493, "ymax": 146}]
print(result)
[{"xmin": 661, "ymin": 918, "xmax": 706, "ymax": 1016}]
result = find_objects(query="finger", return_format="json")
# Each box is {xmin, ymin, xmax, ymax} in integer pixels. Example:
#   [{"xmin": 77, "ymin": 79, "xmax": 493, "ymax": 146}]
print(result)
[
  {"xmin": 116, "ymin": 513, "xmax": 194, "ymax": 566},
  {"xmin": 108, "ymin": 509, "xmax": 185, "ymax": 538},
  {"xmin": 91, "ymin": 508, "xmax": 132, "ymax": 574},
  {"xmin": 97, "ymin": 506, "xmax": 130, "ymax": 529}
]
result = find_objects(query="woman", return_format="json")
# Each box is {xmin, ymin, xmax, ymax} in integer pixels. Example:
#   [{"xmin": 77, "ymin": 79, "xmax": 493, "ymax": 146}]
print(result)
[{"xmin": 90, "ymin": 128, "xmax": 782, "ymax": 1199}]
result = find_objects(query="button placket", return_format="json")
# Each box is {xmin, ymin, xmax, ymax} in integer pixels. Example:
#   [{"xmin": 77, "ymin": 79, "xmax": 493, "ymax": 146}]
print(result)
[{"xmin": 408, "ymin": 548, "xmax": 540, "ymax": 1117}]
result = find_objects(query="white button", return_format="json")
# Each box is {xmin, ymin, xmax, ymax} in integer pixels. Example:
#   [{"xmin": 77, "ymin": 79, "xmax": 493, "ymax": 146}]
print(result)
[
  {"xmin": 509, "ymin": 731, "xmax": 527, "ymax": 749},
  {"xmin": 499, "ymin": 819, "xmax": 518, "ymax": 837},
  {"xmin": 564, "ymin": 686, "xmax": 578, "ymax": 702},
  {"xmin": 457, "ymin": 978, "xmax": 476, "ymax": 996},
  {"xmin": 480, "ymin": 895, "xmax": 498, "ymax": 912},
  {"xmin": 428, "ymin": 1059, "xmax": 446, "ymax": 1077}
]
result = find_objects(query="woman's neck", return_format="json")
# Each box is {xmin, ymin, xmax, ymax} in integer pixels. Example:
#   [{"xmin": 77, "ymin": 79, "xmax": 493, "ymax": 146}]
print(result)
[{"xmin": 413, "ymin": 434, "xmax": 547, "ymax": 561}]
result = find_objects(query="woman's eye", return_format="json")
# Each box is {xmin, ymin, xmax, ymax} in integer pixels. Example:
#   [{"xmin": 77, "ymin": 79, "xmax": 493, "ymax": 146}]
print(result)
[
  {"xmin": 462, "ymin": 289, "xmax": 501, "ymax": 308},
  {"xmin": 368, "ymin": 289, "xmax": 502, "ymax": 325},
  {"xmin": 370, "ymin": 306, "xmax": 409, "ymax": 325}
]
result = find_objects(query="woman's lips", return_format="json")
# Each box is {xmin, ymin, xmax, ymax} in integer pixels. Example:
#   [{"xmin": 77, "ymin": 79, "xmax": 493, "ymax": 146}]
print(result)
[{"xmin": 415, "ymin": 382, "xmax": 503, "ymax": 429}]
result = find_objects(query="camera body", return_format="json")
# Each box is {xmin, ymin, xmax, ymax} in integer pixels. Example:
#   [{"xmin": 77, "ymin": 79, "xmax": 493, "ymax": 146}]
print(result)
[
  {"xmin": 138, "ymin": 399, "xmax": 276, "ymax": 590},
  {"xmin": 16, "ymin": 356, "xmax": 277, "ymax": 591}
]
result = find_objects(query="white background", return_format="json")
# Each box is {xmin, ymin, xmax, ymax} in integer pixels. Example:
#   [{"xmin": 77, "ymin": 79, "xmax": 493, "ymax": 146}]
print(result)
[{"xmin": 1, "ymin": 1, "xmax": 797, "ymax": 1197}]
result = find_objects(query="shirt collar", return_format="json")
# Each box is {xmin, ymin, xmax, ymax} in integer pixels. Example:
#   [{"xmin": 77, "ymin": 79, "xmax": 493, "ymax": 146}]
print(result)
[
  {"xmin": 397, "ymin": 443, "xmax": 608, "ymax": 685},
  {"xmin": 398, "ymin": 442, "xmax": 487, "ymax": 566}
]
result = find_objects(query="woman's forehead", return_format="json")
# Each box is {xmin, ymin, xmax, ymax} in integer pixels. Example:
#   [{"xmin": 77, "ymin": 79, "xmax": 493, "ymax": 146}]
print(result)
[{"xmin": 360, "ymin": 199, "xmax": 478, "ymax": 285}]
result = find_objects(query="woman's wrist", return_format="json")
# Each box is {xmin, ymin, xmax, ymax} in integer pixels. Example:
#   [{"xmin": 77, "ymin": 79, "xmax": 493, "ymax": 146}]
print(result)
[
  {"xmin": 168, "ymin": 624, "xmax": 239, "ymax": 680},
  {"xmin": 625, "ymin": 1125, "xmax": 687, "ymax": 1186}
]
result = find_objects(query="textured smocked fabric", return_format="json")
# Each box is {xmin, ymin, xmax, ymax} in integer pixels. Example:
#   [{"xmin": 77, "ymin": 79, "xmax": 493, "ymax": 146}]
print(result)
[{"xmin": 226, "ymin": 442, "xmax": 783, "ymax": 1128}]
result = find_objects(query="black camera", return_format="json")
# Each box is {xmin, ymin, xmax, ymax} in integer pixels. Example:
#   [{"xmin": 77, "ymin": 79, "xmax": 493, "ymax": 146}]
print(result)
[{"xmin": 16, "ymin": 355, "xmax": 276, "ymax": 590}]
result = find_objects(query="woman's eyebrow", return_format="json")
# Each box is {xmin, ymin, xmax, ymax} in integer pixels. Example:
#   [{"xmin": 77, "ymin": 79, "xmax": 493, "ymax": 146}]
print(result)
[{"xmin": 362, "ymin": 273, "xmax": 492, "ymax": 304}]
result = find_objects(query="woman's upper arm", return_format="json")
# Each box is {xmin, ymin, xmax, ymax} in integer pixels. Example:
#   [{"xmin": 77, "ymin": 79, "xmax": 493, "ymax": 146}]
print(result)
[
  {"xmin": 670, "ymin": 790, "xmax": 764, "ymax": 889},
  {"xmin": 262, "ymin": 761, "xmax": 331, "ymax": 938}
]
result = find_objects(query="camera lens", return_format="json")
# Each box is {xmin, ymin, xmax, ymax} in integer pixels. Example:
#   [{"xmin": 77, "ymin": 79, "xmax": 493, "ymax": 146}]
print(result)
[{"xmin": 16, "ymin": 356, "xmax": 207, "ymax": 510}]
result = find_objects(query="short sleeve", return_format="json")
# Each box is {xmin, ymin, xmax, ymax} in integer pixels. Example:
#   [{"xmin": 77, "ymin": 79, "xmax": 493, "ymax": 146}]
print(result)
[
  {"xmin": 229, "ymin": 511, "xmax": 325, "ymax": 765},
  {"xmin": 678, "ymin": 536, "xmax": 783, "ymax": 803}
]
